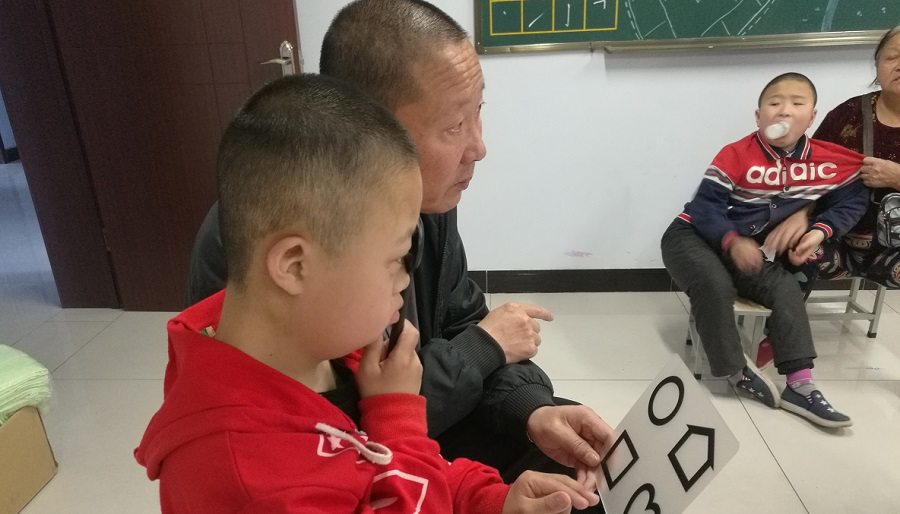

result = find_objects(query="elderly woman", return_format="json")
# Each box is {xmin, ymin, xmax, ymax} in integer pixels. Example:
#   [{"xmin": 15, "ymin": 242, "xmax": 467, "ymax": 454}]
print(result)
[{"xmin": 806, "ymin": 27, "xmax": 900, "ymax": 288}]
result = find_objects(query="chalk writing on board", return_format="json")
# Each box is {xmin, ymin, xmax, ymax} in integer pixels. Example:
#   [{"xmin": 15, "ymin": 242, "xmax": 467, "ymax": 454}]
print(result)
[{"xmin": 488, "ymin": 0, "xmax": 896, "ymax": 40}]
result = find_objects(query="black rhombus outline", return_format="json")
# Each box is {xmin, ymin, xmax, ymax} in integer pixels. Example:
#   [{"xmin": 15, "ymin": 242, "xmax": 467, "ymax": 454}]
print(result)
[{"xmin": 600, "ymin": 430, "xmax": 639, "ymax": 490}]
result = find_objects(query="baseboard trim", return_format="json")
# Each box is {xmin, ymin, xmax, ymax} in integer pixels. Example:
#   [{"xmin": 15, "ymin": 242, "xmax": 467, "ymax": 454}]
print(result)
[{"xmin": 468, "ymin": 269, "xmax": 875, "ymax": 294}]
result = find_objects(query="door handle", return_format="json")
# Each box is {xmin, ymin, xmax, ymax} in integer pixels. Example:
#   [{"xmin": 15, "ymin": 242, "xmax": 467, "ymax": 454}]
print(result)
[
  {"xmin": 260, "ymin": 58, "xmax": 291, "ymax": 66},
  {"xmin": 259, "ymin": 41, "xmax": 296, "ymax": 76}
]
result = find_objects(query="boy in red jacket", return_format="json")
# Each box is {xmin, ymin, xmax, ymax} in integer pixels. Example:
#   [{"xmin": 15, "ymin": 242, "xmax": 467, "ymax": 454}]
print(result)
[
  {"xmin": 134, "ymin": 74, "xmax": 599, "ymax": 513},
  {"xmin": 661, "ymin": 73, "xmax": 868, "ymax": 429}
]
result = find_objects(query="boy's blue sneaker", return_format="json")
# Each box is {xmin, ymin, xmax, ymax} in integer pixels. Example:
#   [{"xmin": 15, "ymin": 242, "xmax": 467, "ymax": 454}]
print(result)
[
  {"xmin": 732, "ymin": 355, "xmax": 780, "ymax": 408},
  {"xmin": 781, "ymin": 387, "xmax": 853, "ymax": 428}
]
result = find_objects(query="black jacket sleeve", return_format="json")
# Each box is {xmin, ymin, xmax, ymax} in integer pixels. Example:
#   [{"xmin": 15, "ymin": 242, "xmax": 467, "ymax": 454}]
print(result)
[
  {"xmin": 416, "ymin": 211, "xmax": 555, "ymax": 441},
  {"xmin": 184, "ymin": 202, "xmax": 227, "ymax": 307}
]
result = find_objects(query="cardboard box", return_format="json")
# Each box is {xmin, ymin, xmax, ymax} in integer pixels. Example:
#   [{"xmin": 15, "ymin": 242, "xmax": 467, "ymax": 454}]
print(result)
[{"xmin": 0, "ymin": 407, "xmax": 57, "ymax": 514}]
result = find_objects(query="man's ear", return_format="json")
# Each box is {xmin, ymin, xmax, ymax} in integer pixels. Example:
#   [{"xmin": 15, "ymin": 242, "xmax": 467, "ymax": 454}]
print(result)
[{"xmin": 266, "ymin": 235, "xmax": 310, "ymax": 296}]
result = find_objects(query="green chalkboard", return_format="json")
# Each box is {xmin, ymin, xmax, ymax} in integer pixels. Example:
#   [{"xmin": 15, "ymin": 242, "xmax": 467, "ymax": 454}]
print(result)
[{"xmin": 475, "ymin": 0, "xmax": 899, "ymax": 53}]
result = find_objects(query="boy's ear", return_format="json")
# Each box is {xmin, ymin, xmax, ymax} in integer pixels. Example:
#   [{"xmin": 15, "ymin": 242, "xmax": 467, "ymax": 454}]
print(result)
[
  {"xmin": 754, "ymin": 108, "xmax": 761, "ymax": 128},
  {"xmin": 266, "ymin": 235, "xmax": 310, "ymax": 296},
  {"xmin": 808, "ymin": 108, "xmax": 817, "ymax": 128}
]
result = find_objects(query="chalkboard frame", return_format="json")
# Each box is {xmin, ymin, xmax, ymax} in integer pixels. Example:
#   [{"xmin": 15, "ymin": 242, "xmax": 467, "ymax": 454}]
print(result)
[{"xmin": 474, "ymin": 1, "xmax": 888, "ymax": 55}]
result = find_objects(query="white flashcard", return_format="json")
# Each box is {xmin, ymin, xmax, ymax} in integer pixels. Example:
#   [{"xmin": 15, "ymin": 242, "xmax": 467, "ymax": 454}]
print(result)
[{"xmin": 597, "ymin": 355, "xmax": 739, "ymax": 514}]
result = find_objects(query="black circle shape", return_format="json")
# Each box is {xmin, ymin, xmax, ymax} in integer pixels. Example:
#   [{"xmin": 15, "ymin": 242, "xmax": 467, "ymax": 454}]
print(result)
[{"xmin": 648, "ymin": 376, "xmax": 685, "ymax": 426}]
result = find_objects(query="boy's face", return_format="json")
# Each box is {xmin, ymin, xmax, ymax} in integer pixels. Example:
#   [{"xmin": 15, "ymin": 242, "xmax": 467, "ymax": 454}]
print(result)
[
  {"xmin": 302, "ymin": 165, "xmax": 423, "ymax": 359},
  {"xmin": 755, "ymin": 79, "xmax": 817, "ymax": 150}
]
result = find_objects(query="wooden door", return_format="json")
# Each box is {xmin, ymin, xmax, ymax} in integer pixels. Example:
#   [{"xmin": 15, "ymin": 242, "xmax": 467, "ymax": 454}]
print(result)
[
  {"xmin": 0, "ymin": 0, "xmax": 119, "ymax": 308},
  {"xmin": 8, "ymin": 0, "xmax": 300, "ymax": 310}
]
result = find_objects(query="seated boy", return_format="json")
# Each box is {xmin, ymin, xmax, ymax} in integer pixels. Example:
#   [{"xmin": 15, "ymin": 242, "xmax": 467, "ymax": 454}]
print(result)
[
  {"xmin": 661, "ymin": 72, "xmax": 868, "ymax": 428},
  {"xmin": 134, "ymin": 74, "xmax": 599, "ymax": 513}
]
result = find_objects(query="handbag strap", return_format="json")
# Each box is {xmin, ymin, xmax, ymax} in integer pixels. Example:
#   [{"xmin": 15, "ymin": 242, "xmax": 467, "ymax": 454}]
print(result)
[{"xmin": 861, "ymin": 92, "xmax": 875, "ymax": 157}]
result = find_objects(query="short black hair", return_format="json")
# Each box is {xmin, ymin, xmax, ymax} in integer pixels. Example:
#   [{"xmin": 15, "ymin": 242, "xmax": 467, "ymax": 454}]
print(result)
[
  {"xmin": 320, "ymin": 0, "xmax": 469, "ymax": 111},
  {"xmin": 217, "ymin": 74, "xmax": 418, "ymax": 290},
  {"xmin": 758, "ymin": 72, "xmax": 817, "ymax": 107}
]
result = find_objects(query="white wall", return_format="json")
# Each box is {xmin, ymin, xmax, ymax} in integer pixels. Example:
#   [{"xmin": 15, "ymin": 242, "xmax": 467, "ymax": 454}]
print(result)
[{"xmin": 295, "ymin": 0, "xmax": 878, "ymax": 271}]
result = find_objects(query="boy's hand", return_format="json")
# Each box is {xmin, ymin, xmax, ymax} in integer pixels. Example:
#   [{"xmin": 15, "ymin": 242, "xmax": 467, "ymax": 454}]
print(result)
[
  {"xmin": 502, "ymin": 471, "xmax": 600, "ymax": 514},
  {"xmin": 788, "ymin": 230, "xmax": 825, "ymax": 265},
  {"xmin": 357, "ymin": 320, "xmax": 422, "ymax": 398},
  {"xmin": 728, "ymin": 237, "xmax": 763, "ymax": 274},
  {"xmin": 764, "ymin": 206, "xmax": 811, "ymax": 254}
]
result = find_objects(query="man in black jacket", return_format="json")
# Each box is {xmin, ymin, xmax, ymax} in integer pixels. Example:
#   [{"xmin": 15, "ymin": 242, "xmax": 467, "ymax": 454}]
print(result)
[{"xmin": 185, "ymin": 0, "xmax": 612, "ymax": 499}]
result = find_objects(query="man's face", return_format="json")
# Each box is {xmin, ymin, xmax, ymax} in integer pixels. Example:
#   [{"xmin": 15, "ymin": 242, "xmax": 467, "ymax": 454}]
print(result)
[
  {"xmin": 755, "ymin": 79, "xmax": 817, "ymax": 150},
  {"xmin": 393, "ymin": 40, "xmax": 486, "ymax": 214}
]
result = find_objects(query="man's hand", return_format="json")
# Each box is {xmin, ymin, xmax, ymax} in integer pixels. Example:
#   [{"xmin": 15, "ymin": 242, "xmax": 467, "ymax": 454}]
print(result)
[
  {"xmin": 788, "ymin": 230, "xmax": 825, "ymax": 265},
  {"xmin": 860, "ymin": 156, "xmax": 900, "ymax": 189},
  {"xmin": 764, "ymin": 205, "xmax": 811, "ymax": 254},
  {"xmin": 526, "ymin": 405, "xmax": 614, "ymax": 492},
  {"xmin": 357, "ymin": 321, "xmax": 422, "ymax": 398},
  {"xmin": 728, "ymin": 237, "xmax": 764, "ymax": 274},
  {"xmin": 502, "ymin": 471, "xmax": 600, "ymax": 514},
  {"xmin": 478, "ymin": 302, "xmax": 554, "ymax": 364}
]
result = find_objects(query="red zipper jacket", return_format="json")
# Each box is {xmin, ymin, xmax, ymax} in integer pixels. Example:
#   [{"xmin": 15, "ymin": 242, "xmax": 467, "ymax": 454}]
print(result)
[{"xmin": 134, "ymin": 291, "xmax": 509, "ymax": 513}]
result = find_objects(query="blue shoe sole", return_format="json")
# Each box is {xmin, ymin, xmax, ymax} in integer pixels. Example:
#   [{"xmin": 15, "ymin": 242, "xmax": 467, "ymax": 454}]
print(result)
[{"xmin": 780, "ymin": 389, "xmax": 853, "ymax": 428}]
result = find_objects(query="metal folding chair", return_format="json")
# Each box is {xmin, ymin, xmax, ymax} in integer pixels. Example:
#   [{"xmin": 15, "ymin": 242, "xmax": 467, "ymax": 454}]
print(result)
[
  {"xmin": 686, "ymin": 298, "xmax": 772, "ymax": 379},
  {"xmin": 806, "ymin": 277, "xmax": 887, "ymax": 338}
]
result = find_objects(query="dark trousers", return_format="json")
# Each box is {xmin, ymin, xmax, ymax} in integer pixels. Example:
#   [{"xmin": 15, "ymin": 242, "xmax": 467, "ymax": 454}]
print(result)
[
  {"xmin": 791, "ymin": 229, "xmax": 900, "ymax": 290},
  {"xmin": 661, "ymin": 219, "xmax": 815, "ymax": 377},
  {"xmin": 436, "ymin": 396, "xmax": 605, "ymax": 513}
]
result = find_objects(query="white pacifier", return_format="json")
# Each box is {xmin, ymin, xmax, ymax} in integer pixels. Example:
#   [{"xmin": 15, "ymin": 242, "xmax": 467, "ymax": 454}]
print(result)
[{"xmin": 763, "ymin": 121, "xmax": 790, "ymax": 140}]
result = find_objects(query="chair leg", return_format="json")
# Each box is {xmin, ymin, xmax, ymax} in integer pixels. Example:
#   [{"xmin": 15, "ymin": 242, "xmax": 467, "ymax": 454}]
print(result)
[
  {"xmin": 847, "ymin": 277, "xmax": 862, "ymax": 314},
  {"xmin": 868, "ymin": 285, "xmax": 887, "ymax": 338},
  {"xmin": 748, "ymin": 315, "xmax": 765, "ymax": 363},
  {"xmin": 689, "ymin": 316, "xmax": 703, "ymax": 379}
]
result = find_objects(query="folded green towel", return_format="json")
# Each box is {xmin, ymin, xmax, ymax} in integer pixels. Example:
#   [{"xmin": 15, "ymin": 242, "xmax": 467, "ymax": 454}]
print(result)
[{"xmin": 0, "ymin": 345, "xmax": 52, "ymax": 425}]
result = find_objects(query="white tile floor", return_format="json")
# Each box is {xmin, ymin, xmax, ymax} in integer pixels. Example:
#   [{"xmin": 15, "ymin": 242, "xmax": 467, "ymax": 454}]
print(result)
[{"xmin": 3, "ymin": 161, "xmax": 900, "ymax": 513}]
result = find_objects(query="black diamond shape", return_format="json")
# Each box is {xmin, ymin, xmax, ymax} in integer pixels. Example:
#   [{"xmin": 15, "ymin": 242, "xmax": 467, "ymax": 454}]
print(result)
[{"xmin": 600, "ymin": 430, "xmax": 638, "ymax": 490}]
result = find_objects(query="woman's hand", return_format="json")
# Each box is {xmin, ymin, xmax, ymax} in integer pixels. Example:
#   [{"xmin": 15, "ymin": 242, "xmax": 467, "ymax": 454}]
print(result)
[{"xmin": 860, "ymin": 157, "xmax": 900, "ymax": 190}]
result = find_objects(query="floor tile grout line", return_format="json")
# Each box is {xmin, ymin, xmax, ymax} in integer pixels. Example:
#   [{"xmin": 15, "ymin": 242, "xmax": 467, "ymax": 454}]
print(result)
[
  {"xmin": 45, "ymin": 319, "xmax": 120, "ymax": 323},
  {"xmin": 52, "ymin": 310, "xmax": 125, "ymax": 323},
  {"xmin": 732, "ymin": 390, "xmax": 812, "ymax": 514},
  {"xmin": 8, "ymin": 317, "xmax": 56, "ymax": 347},
  {"xmin": 47, "ymin": 323, "xmax": 114, "ymax": 374}
]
